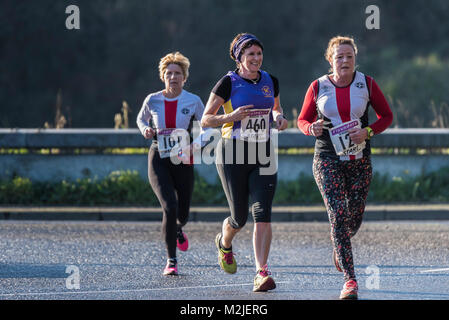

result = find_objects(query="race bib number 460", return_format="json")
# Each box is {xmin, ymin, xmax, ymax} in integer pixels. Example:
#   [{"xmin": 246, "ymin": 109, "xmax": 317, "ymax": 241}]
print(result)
[
  {"xmin": 240, "ymin": 108, "xmax": 270, "ymax": 142},
  {"xmin": 328, "ymin": 120, "xmax": 366, "ymax": 156},
  {"xmin": 157, "ymin": 128, "xmax": 188, "ymax": 158}
]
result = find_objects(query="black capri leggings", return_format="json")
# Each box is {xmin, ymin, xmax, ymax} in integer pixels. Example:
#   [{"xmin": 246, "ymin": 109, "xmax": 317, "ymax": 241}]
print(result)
[
  {"xmin": 216, "ymin": 138, "xmax": 277, "ymax": 229},
  {"xmin": 148, "ymin": 147, "xmax": 194, "ymax": 259}
]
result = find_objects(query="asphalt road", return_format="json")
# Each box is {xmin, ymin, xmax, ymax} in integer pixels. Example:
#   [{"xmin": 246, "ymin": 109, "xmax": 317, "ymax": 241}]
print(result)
[{"xmin": 0, "ymin": 220, "xmax": 449, "ymax": 301}]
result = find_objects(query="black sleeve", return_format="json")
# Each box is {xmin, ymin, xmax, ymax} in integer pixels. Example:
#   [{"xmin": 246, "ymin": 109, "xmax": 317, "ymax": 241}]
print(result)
[
  {"xmin": 212, "ymin": 73, "xmax": 278, "ymax": 100},
  {"xmin": 211, "ymin": 76, "xmax": 232, "ymax": 102},
  {"xmin": 269, "ymin": 74, "xmax": 280, "ymax": 98}
]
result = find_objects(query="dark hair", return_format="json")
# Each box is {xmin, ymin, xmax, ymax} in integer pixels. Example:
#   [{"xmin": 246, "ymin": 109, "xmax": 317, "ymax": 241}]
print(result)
[{"xmin": 229, "ymin": 33, "xmax": 264, "ymax": 64}]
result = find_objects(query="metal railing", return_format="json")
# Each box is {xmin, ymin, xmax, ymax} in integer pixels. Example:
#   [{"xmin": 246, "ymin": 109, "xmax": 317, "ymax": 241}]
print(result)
[{"xmin": 1, "ymin": 128, "xmax": 449, "ymax": 149}]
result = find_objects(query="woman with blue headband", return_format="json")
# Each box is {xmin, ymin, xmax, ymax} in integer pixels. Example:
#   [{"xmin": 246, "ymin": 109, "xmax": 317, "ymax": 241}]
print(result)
[{"xmin": 201, "ymin": 33, "xmax": 288, "ymax": 292}]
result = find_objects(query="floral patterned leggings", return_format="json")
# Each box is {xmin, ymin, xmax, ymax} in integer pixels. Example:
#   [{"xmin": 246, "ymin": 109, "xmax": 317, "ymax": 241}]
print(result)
[{"xmin": 313, "ymin": 155, "xmax": 372, "ymax": 281}]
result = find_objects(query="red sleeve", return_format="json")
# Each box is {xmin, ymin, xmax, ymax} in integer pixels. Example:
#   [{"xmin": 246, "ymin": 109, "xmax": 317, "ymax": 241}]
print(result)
[
  {"xmin": 297, "ymin": 80, "xmax": 318, "ymax": 135},
  {"xmin": 366, "ymin": 76, "xmax": 393, "ymax": 134}
]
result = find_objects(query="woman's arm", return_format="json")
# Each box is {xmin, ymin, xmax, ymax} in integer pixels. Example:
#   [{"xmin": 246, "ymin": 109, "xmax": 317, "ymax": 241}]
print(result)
[
  {"xmin": 136, "ymin": 95, "xmax": 155, "ymax": 139},
  {"xmin": 200, "ymin": 92, "xmax": 253, "ymax": 128},
  {"xmin": 297, "ymin": 81, "xmax": 319, "ymax": 135},
  {"xmin": 350, "ymin": 77, "xmax": 394, "ymax": 144},
  {"xmin": 367, "ymin": 77, "xmax": 393, "ymax": 134},
  {"xmin": 272, "ymin": 95, "xmax": 288, "ymax": 130}
]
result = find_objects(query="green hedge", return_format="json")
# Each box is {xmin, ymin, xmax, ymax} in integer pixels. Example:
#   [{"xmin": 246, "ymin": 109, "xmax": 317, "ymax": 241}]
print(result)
[{"xmin": 1, "ymin": 167, "xmax": 449, "ymax": 206}]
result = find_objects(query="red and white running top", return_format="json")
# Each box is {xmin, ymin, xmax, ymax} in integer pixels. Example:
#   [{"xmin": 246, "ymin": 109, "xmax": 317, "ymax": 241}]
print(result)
[
  {"xmin": 137, "ymin": 90, "xmax": 205, "ymax": 158},
  {"xmin": 137, "ymin": 89, "xmax": 205, "ymax": 134},
  {"xmin": 297, "ymin": 71, "xmax": 393, "ymax": 161}
]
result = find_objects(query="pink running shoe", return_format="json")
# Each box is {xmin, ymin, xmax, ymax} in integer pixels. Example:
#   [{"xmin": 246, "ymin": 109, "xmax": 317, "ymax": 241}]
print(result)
[
  {"xmin": 340, "ymin": 279, "xmax": 358, "ymax": 300},
  {"xmin": 176, "ymin": 230, "xmax": 189, "ymax": 252},
  {"xmin": 163, "ymin": 259, "xmax": 178, "ymax": 276}
]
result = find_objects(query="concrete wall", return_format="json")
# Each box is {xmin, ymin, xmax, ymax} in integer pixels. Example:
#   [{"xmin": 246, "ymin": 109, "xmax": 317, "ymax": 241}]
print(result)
[{"xmin": 1, "ymin": 153, "xmax": 448, "ymax": 184}]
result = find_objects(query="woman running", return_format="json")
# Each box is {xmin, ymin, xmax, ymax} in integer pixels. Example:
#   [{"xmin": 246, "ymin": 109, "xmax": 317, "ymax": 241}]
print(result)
[
  {"xmin": 137, "ymin": 52, "xmax": 206, "ymax": 276},
  {"xmin": 201, "ymin": 33, "xmax": 288, "ymax": 292},
  {"xmin": 297, "ymin": 36, "xmax": 393, "ymax": 299}
]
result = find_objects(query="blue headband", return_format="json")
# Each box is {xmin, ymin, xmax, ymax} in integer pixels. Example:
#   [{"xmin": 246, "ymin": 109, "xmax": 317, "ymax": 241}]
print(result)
[{"xmin": 232, "ymin": 34, "xmax": 261, "ymax": 62}]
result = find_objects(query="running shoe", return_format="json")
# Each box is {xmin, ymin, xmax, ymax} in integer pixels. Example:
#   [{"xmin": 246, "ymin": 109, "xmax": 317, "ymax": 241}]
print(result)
[
  {"xmin": 340, "ymin": 279, "xmax": 358, "ymax": 300},
  {"xmin": 215, "ymin": 233, "xmax": 237, "ymax": 274},
  {"xmin": 333, "ymin": 248, "xmax": 343, "ymax": 272},
  {"xmin": 163, "ymin": 259, "xmax": 178, "ymax": 276},
  {"xmin": 176, "ymin": 230, "xmax": 189, "ymax": 252},
  {"xmin": 253, "ymin": 264, "xmax": 276, "ymax": 292}
]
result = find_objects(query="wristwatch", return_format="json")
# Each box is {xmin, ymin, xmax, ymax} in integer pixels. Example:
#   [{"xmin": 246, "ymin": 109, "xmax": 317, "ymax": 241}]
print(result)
[
  {"xmin": 277, "ymin": 114, "xmax": 286, "ymax": 121},
  {"xmin": 366, "ymin": 126, "xmax": 374, "ymax": 140}
]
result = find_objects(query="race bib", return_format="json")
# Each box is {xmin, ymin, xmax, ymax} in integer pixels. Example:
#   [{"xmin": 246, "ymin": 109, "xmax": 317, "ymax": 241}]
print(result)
[
  {"xmin": 240, "ymin": 108, "xmax": 271, "ymax": 142},
  {"xmin": 328, "ymin": 119, "xmax": 366, "ymax": 156},
  {"xmin": 157, "ymin": 128, "xmax": 188, "ymax": 158}
]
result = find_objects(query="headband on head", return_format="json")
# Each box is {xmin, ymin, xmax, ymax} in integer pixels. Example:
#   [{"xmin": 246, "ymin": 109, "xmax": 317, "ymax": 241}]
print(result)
[{"xmin": 232, "ymin": 34, "xmax": 261, "ymax": 62}]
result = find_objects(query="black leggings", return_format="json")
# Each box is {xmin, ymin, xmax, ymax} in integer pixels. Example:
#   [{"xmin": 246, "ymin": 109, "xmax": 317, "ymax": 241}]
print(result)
[
  {"xmin": 148, "ymin": 148, "xmax": 194, "ymax": 259},
  {"xmin": 216, "ymin": 138, "xmax": 277, "ymax": 229}
]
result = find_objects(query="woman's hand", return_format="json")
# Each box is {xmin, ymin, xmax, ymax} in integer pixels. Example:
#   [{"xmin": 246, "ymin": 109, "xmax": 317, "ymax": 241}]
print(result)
[
  {"xmin": 309, "ymin": 119, "xmax": 325, "ymax": 137},
  {"xmin": 144, "ymin": 127, "xmax": 156, "ymax": 139},
  {"xmin": 177, "ymin": 144, "xmax": 192, "ymax": 164},
  {"xmin": 276, "ymin": 114, "xmax": 288, "ymax": 131},
  {"xmin": 229, "ymin": 104, "xmax": 254, "ymax": 122},
  {"xmin": 348, "ymin": 127, "xmax": 368, "ymax": 144}
]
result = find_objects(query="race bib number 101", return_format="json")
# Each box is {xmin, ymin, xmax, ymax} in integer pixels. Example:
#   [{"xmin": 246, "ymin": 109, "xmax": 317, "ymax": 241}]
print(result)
[
  {"xmin": 328, "ymin": 119, "xmax": 366, "ymax": 156},
  {"xmin": 157, "ymin": 128, "xmax": 188, "ymax": 158}
]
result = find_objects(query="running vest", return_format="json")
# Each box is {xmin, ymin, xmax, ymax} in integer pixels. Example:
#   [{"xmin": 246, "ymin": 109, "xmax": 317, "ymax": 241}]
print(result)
[
  {"xmin": 136, "ymin": 90, "xmax": 205, "ymax": 157},
  {"xmin": 221, "ymin": 70, "xmax": 275, "ymax": 141},
  {"xmin": 314, "ymin": 71, "xmax": 371, "ymax": 161}
]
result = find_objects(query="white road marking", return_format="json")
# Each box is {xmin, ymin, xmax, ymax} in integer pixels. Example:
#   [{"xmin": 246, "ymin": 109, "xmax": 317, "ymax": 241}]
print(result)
[
  {"xmin": 0, "ymin": 281, "xmax": 293, "ymax": 297},
  {"xmin": 420, "ymin": 268, "xmax": 449, "ymax": 273}
]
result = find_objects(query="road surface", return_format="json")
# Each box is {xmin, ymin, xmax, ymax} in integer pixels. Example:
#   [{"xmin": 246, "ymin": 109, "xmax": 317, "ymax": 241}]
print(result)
[{"xmin": 0, "ymin": 220, "xmax": 448, "ymax": 301}]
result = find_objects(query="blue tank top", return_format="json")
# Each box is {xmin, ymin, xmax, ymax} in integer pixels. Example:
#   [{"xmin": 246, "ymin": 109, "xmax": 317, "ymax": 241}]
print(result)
[{"xmin": 221, "ymin": 70, "xmax": 275, "ymax": 139}]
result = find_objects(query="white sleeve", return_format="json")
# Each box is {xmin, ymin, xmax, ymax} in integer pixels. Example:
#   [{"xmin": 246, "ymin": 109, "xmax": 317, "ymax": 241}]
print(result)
[
  {"xmin": 136, "ymin": 95, "xmax": 152, "ymax": 136},
  {"xmin": 194, "ymin": 96, "xmax": 206, "ymax": 121},
  {"xmin": 192, "ymin": 96, "xmax": 213, "ymax": 147}
]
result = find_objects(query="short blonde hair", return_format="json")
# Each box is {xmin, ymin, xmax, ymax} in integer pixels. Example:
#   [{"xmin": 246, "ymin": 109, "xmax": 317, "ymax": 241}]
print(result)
[
  {"xmin": 325, "ymin": 36, "xmax": 358, "ymax": 62},
  {"xmin": 158, "ymin": 52, "xmax": 190, "ymax": 82}
]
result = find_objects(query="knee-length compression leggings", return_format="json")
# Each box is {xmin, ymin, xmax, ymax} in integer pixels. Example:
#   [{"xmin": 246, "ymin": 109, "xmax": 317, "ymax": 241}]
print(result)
[
  {"xmin": 148, "ymin": 148, "xmax": 194, "ymax": 259},
  {"xmin": 313, "ymin": 155, "xmax": 372, "ymax": 281},
  {"xmin": 215, "ymin": 138, "xmax": 277, "ymax": 229}
]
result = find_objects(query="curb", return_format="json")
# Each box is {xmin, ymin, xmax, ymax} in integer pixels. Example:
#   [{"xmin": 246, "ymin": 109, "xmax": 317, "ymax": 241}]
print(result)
[{"xmin": 1, "ymin": 204, "xmax": 449, "ymax": 221}]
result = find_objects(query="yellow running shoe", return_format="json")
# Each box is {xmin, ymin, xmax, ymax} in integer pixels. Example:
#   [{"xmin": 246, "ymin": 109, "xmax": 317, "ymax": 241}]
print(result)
[
  {"xmin": 215, "ymin": 233, "xmax": 237, "ymax": 274},
  {"xmin": 253, "ymin": 264, "xmax": 276, "ymax": 292}
]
